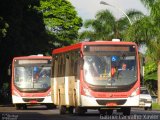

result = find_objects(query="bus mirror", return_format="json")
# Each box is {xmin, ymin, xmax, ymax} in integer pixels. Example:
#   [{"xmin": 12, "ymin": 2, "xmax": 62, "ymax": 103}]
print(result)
[
  {"xmin": 80, "ymin": 58, "xmax": 84, "ymax": 69},
  {"xmin": 55, "ymin": 55, "xmax": 58, "ymax": 60},
  {"xmin": 8, "ymin": 64, "xmax": 11, "ymax": 76}
]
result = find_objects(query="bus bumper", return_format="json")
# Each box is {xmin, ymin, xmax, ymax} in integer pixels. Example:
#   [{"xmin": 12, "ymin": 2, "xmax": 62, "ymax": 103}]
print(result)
[
  {"xmin": 80, "ymin": 95, "xmax": 139, "ymax": 107},
  {"xmin": 12, "ymin": 95, "xmax": 53, "ymax": 104}
]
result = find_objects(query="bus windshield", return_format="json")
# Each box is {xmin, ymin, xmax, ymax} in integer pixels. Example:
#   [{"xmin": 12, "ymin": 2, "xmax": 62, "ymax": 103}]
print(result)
[
  {"xmin": 83, "ymin": 53, "xmax": 137, "ymax": 86},
  {"xmin": 14, "ymin": 66, "xmax": 51, "ymax": 91}
]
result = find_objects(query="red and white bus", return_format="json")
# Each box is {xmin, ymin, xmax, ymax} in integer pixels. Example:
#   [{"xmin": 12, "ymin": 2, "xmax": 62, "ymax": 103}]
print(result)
[
  {"xmin": 11, "ymin": 55, "xmax": 54, "ymax": 109},
  {"xmin": 51, "ymin": 40, "xmax": 140, "ymax": 115}
]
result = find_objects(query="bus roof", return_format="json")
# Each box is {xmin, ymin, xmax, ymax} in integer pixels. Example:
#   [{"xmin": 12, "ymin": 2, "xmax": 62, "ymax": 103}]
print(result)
[
  {"xmin": 13, "ymin": 55, "xmax": 52, "ymax": 60},
  {"xmin": 52, "ymin": 41, "xmax": 137, "ymax": 54}
]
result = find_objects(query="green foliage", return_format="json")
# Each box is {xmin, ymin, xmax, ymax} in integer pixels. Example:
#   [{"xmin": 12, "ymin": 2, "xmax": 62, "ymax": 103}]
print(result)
[
  {"xmin": 140, "ymin": 0, "xmax": 156, "ymax": 9},
  {"xmin": 137, "ymin": 1, "xmax": 160, "ymax": 99},
  {"xmin": 124, "ymin": 1, "xmax": 160, "ymax": 54},
  {"xmin": 124, "ymin": 16, "xmax": 155, "ymax": 45},
  {"xmin": 0, "ymin": 17, "xmax": 9, "ymax": 39},
  {"xmin": 2, "ymin": 82, "xmax": 9, "ymax": 90},
  {"xmin": 0, "ymin": 0, "xmax": 54, "ymax": 86},
  {"xmin": 125, "ymin": 0, "xmax": 160, "ymax": 61},
  {"xmin": 36, "ymin": 0, "xmax": 82, "ymax": 44},
  {"xmin": 0, "ymin": 0, "xmax": 83, "ymax": 90},
  {"xmin": 78, "ymin": 31, "xmax": 96, "ymax": 41},
  {"xmin": 144, "ymin": 48, "xmax": 158, "ymax": 81},
  {"xmin": 147, "ymin": 42, "xmax": 160, "ymax": 62},
  {"xmin": 80, "ymin": 9, "xmax": 143, "ymax": 41},
  {"xmin": 80, "ymin": 9, "xmax": 117, "ymax": 41},
  {"xmin": 145, "ymin": 72, "xmax": 157, "ymax": 81},
  {"xmin": 145, "ymin": 62, "xmax": 157, "ymax": 75},
  {"xmin": 144, "ymin": 61, "xmax": 157, "ymax": 80}
]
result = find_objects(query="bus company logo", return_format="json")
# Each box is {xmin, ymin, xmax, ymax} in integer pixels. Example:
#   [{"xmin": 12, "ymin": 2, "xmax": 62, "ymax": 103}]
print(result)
[
  {"xmin": 109, "ymin": 94, "xmax": 113, "ymax": 97},
  {"xmin": 2, "ymin": 113, "xmax": 18, "ymax": 120}
]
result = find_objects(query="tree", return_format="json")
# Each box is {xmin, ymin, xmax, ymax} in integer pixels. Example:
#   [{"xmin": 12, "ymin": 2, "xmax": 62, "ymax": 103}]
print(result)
[
  {"xmin": 79, "ymin": 9, "xmax": 143, "ymax": 41},
  {"xmin": 0, "ymin": 0, "xmax": 52, "ymax": 95},
  {"xmin": 37, "ymin": 0, "xmax": 82, "ymax": 45},
  {"xmin": 0, "ymin": 0, "xmax": 82, "ymax": 100},
  {"xmin": 147, "ymin": 42, "xmax": 160, "ymax": 104},
  {"xmin": 140, "ymin": 0, "xmax": 160, "ymax": 105},
  {"xmin": 0, "ymin": 16, "xmax": 9, "ymax": 39},
  {"xmin": 124, "ymin": 16, "xmax": 155, "ymax": 45},
  {"xmin": 125, "ymin": 0, "xmax": 160, "ymax": 104}
]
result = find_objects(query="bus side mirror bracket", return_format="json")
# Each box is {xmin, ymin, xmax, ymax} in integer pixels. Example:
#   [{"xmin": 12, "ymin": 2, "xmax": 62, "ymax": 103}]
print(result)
[
  {"xmin": 8, "ymin": 64, "xmax": 11, "ymax": 76},
  {"xmin": 80, "ymin": 58, "xmax": 84, "ymax": 69}
]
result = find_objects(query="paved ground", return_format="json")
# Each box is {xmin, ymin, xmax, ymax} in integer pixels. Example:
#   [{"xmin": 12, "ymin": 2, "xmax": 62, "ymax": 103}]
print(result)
[{"xmin": 0, "ymin": 105, "xmax": 159, "ymax": 120}]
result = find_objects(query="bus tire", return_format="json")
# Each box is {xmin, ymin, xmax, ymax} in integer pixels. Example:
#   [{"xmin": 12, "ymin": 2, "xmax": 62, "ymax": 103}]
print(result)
[
  {"xmin": 99, "ymin": 109, "xmax": 106, "ymax": 115},
  {"xmin": 59, "ymin": 105, "xmax": 66, "ymax": 114},
  {"xmin": 75, "ymin": 107, "xmax": 85, "ymax": 115},
  {"xmin": 68, "ymin": 106, "xmax": 74, "ymax": 114},
  {"xmin": 22, "ymin": 104, "xmax": 27, "ymax": 110},
  {"xmin": 15, "ymin": 104, "xmax": 26, "ymax": 110},
  {"xmin": 107, "ymin": 109, "xmax": 113, "ymax": 115},
  {"xmin": 15, "ymin": 104, "xmax": 21, "ymax": 110},
  {"xmin": 122, "ymin": 107, "xmax": 131, "ymax": 116}
]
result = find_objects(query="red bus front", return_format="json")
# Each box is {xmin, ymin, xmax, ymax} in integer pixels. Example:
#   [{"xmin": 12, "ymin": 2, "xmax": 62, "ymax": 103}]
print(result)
[
  {"xmin": 79, "ymin": 42, "xmax": 140, "ymax": 114},
  {"xmin": 11, "ymin": 56, "xmax": 53, "ymax": 109}
]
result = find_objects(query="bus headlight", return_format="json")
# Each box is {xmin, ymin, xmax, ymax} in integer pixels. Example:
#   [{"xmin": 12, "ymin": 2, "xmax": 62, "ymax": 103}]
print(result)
[
  {"xmin": 47, "ymin": 92, "xmax": 51, "ymax": 96},
  {"xmin": 83, "ymin": 88, "xmax": 93, "ymax": 97},
  {"xmin": 130, "ymin": 87, "xmax": 139, "ymax": 97}
]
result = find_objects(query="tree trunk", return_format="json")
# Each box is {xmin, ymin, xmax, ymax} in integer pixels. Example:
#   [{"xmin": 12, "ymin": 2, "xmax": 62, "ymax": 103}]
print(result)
[{"xmin": 158, "ymin": 61, "xmax": 160, "ymax": 105}]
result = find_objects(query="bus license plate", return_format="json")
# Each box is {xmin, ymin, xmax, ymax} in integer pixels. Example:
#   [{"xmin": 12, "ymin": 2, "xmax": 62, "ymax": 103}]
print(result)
[
  {"xmin": 106, "ymin": 102, "xmax": 117, "ymax": 106},
  {"xmin": 29, "ymin": 100, "xmax": 38, "ymax": 103}
]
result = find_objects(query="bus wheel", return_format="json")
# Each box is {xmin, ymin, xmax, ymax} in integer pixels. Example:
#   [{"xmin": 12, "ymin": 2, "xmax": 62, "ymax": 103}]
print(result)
[
  {"xmin": 59, "ymin": 105, "xmax": 66, "ymax": 114},
  {"xmin": 122, "ymin": 107, "xmax": 131, "ymax": 115},
  {"xmin": 144, "ymin": 106, "xmax": 152, "ymax": 111},
  {"xmin": 75, "ymin": 107, "xmax": 85, "ymax": 115},
  {"xmin": 107, "ymin": 109, "xmax": 113, "ymax": 115},
  {"xmin": 144, "ymin": 107, "xmax": 148, "ymax": 110},
  {"xmin": 15, "ymin": 104, "xmax": 21, "ymax": 110},
  {"xmin": 99, "ymin": 109, "xmax": 106, "ymax": 115},
  {"xmin": 68, "ymin": 106, "xmax": 74, "ymax": 114},
  {"xmin": 22, "ymin": 104, "xmax": 27, "ymax": 110}
]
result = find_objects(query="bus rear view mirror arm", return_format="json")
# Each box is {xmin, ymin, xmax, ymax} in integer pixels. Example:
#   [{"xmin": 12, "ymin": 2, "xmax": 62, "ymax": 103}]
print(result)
[{"xmin": 80, "ymin": 58, "xmax": 84, "ymax": 69}]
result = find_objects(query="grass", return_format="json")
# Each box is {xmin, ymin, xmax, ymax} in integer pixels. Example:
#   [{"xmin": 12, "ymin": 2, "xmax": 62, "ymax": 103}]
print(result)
[{"xmin": 152, "ymin": 103, "xmax": 160, "ymax": 110}]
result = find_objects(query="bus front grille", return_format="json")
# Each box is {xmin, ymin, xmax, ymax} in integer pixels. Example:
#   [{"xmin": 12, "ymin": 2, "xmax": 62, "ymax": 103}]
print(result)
[
  {"xmin": 96, "ymin": 99, "xmax": 127, "ymax": 105},
  {"xmin": 23, "ymin": 98, "xmax": 44, "ymax": 102}
]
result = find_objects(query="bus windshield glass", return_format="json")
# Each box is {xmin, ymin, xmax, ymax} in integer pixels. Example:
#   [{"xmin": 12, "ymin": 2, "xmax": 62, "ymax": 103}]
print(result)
[
  {"xmin": 83, "ymin": 45, "xmax": 137, "ymax": 86},
  {"xmin": 14, "ymin": 66, "xmax": 51, "ymax": 90}
]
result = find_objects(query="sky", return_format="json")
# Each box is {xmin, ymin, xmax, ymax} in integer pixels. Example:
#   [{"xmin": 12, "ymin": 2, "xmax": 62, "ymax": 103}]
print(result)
[
  {"xmin": 69, "ymin": 0, "xmax": 148, "ymax": 21},
  {"xmin": 69, "ymin": 0, "xmax": 148, "ymax": 53}
]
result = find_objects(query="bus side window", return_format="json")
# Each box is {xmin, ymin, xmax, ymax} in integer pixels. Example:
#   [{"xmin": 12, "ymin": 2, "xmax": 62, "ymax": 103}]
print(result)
[
  {"xmin": 65, "ymin": 55, "xmax": 70, "ymax": 76},
  {"xmin": 54, "ymin": 57, "xmax": 58, "ymax": 77}
]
